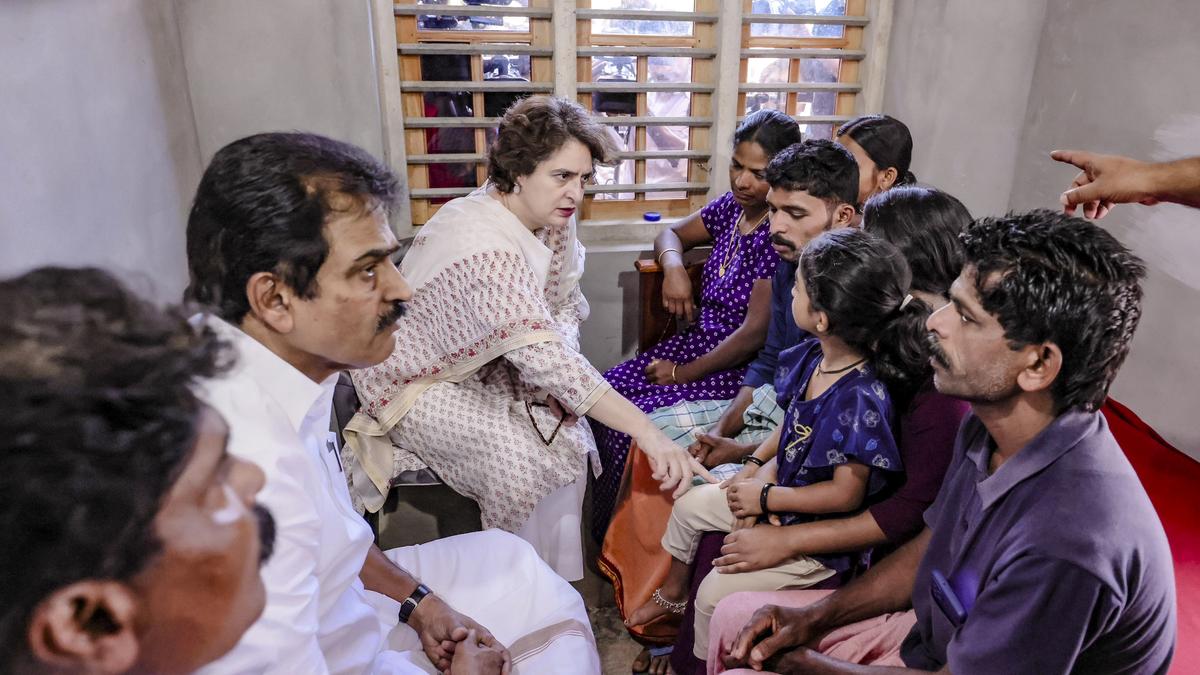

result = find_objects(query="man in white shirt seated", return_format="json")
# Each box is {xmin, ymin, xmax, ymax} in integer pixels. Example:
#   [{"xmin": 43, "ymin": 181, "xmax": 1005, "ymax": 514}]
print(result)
[
  {"xmin": 0, "ymin": 267, "xmax": 275, "ymax": 674},
  {"xmin": 185, "ymin": 131, "xmax": 601, "ymax": 674}
]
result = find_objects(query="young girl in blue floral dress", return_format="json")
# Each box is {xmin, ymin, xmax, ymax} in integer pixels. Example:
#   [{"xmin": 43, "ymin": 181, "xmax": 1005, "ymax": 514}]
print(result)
[{"xmin": 625, "ymin": 228, "xmax": 933, "ymax": 659}]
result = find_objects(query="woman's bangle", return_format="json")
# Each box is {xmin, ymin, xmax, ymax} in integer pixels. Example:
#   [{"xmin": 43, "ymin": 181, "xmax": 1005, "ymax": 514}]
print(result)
[
  {"xmin": 656, "ymin": 247, "xmax": 681, "ymax": 265},
  {"xmin": 742, "ymin": 455, "xmax": 765, "ymax": 467},
  {"xmin": 670, "ymin": 363, "xmax": 679, "ymax": 383},
  {"xmin": 760, "ymin": 482, "xmax": 776, "ymax": 514}
]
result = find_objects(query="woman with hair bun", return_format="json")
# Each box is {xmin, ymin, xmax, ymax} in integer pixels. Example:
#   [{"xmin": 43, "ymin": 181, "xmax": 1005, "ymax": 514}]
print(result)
[{"xmin": 836, "ymin": 114, "xmax": 917, "ymax": 209}]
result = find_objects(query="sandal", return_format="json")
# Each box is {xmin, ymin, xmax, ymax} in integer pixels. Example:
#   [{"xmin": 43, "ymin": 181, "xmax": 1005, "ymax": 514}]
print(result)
[{"xmin": 632, "ymin": 646, "xmax": 674, "ymax": 674}]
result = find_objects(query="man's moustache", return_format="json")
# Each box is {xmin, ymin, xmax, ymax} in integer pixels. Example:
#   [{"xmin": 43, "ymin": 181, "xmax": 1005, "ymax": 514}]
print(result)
[
  {"xmin": 253, "ymin": 504, "xmax": 277, "ymax": 567},
  {"xmin": 770, "ymin": 233, "xmax": 796, "ymax": 251},
  {"xmin": 925, "ymin": 333, "xmax": 950, "ymax": 369},
  {"xmin": 376, "ymin": 301, "xmax": 407, "ymax": 333}
]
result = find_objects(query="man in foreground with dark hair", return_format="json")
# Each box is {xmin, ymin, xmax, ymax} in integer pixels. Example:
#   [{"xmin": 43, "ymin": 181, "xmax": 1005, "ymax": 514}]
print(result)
[
  {"xmin": 718, "ymin": 210, "xmax": 1176, "ymax": 674},
  {"xmin": 187, "ymin": 132, "xmax": 597, "ymax": 674},
  {"xmin": 0, "ymin": 267, "xmax": 275, "ymax": 674}
]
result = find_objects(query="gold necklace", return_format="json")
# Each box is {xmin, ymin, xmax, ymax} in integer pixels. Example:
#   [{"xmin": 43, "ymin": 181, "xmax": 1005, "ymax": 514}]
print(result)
[{"xmin": 719, "ymin": 211, "xmax": 769, "ymax": 277}]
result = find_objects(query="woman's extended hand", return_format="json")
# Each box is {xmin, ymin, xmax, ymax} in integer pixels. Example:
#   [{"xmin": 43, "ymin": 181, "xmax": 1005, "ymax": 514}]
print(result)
[
  {"xmin": 661, "ymin": 265, "xmax": 695, "ymax": 322},
  {"xmin": 639, "ymin": 430, "xmax": 718, "ymax": 498}
]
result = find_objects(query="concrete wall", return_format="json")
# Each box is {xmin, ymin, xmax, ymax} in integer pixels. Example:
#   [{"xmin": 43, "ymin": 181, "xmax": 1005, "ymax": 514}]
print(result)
[
  {"xmin": 881, "ymin": 0, "xmax": 1048, "ymax": 217},
  {"xmin": 1008, "ymin": 0, "xmax": 1200, "ymax": 456},
  {"xmin": 0, "ymin": 0, "xmax": 202, "ymax": 302},
  {"xmin": 174, "ymin": 0, "xmax": 385, "ymax": 164}
]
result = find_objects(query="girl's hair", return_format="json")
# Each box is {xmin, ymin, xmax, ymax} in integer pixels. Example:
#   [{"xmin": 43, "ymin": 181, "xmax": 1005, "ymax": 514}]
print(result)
[
  {"xmin": 862, "ymin": 186, "xmax": 971, "ymax": 298},
  {"xmin": 800, "ymin": 228, "xmax": 930, "ymax": 407},
  {"xmin": 836, "ymin": 114, "xmax": 916, "ymax": 186},
  {"xmin": 487, "ymin": 95, "xmax": 617, "ymax": 193},
  {"xmin": 732, "ymin": 109, "xmax": 803, "ymax": 157}
]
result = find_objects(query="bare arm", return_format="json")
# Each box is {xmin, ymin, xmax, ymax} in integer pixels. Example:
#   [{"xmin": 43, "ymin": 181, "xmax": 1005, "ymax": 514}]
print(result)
[
  {"xmin": 725, "ymin": 528, "xmax": 932, "ymax": 670},
  {"xmin": 725, "ymin": 462, "xmax": 869, "ymax": 519},
  {"xmin": 715, "ymin": 510, "xmax": 889, "ymax": 574},
  {"xmin": 768, "ymin": 462, "xmax": 870, "ymax": 514},
  {"xmin": 586, "ymin": 387, "xmax": 716, "ymax": 497},
  {"xmin": 1052, "ymin": 150, "xmax": 1200, "ymax": 218},
  {"xmin": 656, "ymin": 208, "xmax": 711, "ymax": 321},
  {"xmin": 714, "ymin": 385, "xmax": 755, "ymax": 437},
  {"xmin": 673, "ymin": 279, "xmax": 772, "ymax": 383},
  {"xmin": 361, "ymin": 545, "xmax": 510, "ymax": 673}
]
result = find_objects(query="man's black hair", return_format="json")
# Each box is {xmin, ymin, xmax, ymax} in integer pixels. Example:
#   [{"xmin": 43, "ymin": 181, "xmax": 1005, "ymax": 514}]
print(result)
[
  {"xmin": 0, "ymin": 267, "xmax": 228, "ymax": 664},
  {"xmin": 763, "ymin": 138, "xmax": 859, "ymax": 208},
  {"xmin": 863, "ymin": 185, "xmax": 971, "ymax": 297},
  {"xmin": 962, "ymin": 209, "xmax": 1146, "ymax": 412},
  {"xmin": 186, "ymin": 132, "xmax": 399, "ymax": 322}
]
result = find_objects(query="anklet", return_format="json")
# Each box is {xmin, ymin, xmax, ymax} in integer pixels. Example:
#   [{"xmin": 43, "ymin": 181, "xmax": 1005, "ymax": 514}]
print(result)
[{"xmin": 651, "ymin": 588, "xmax": 688, "ymax": 615}]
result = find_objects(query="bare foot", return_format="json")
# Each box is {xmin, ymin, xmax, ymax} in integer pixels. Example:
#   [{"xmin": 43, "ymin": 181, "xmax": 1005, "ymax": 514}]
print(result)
[
  {"xmin": 625, "ymin": 589, "xmax": 686, "ymax": 628},
  {"xmin": 632, "ymin": 648, "xmax": 651, "ymax": 673}
]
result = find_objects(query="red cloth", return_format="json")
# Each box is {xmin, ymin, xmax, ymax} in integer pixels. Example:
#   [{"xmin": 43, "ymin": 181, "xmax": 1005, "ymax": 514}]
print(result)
[{"xmin": 1103, "ymin": 399, "xmax": 1198, "ymax": 674}]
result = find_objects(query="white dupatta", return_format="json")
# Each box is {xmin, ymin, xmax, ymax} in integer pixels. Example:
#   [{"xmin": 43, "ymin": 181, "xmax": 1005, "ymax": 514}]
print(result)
[{"xmin": 345, "ymin": 186, "xmax": 588, "ymax": 508}]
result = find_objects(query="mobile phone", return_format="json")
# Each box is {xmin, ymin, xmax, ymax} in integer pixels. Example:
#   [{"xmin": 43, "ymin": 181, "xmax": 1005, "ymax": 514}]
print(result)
[{"xmin": 930, "ymin": 569, "xmax": 968, "ymax": 627}]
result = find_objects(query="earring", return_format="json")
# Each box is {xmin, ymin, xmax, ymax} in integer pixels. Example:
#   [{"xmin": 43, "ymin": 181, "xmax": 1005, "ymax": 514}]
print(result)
[{"xmin": 513, "ymin": 183, "xmax": 522, "ymax": 195}]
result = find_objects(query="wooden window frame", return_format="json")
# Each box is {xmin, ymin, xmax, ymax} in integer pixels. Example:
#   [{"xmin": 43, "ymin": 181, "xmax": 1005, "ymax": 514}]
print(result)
[
  {"xmin": 378, "ymin": 0, "xmax": 892, "ymax": 233},
  {"xmin": 738, "ymin": 0, "xmax": 868, "ymax": 139}
]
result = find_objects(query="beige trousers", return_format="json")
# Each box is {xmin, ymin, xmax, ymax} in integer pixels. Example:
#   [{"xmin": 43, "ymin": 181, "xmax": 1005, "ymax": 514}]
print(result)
[{"xmin": 661, "ymin": 483, "xmax": 835, "ymax": 658}]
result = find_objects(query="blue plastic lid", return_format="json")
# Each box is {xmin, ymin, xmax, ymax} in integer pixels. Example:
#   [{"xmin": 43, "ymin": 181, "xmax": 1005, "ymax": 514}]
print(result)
[{"xmin": 643, "ymin": 211, "xmax": 662, "ymax": 222}]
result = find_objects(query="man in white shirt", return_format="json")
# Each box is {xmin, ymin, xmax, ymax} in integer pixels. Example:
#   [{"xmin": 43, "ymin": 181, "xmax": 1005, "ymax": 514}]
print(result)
[{"xmin": 186, "ymin": 132, "xmax": 600, "ymax": 674}]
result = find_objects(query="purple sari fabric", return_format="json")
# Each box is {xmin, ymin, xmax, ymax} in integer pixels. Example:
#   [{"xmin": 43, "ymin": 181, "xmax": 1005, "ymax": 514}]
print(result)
[{"xmin": 592, "ymin": 192, "xmax": 779, "ymax": 539}]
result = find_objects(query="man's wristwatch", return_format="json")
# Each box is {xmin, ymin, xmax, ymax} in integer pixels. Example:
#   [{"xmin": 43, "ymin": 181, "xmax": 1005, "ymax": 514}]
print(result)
[{"xmin": 397, "ymin": 583, "xmax": 432, "ymax": 625}]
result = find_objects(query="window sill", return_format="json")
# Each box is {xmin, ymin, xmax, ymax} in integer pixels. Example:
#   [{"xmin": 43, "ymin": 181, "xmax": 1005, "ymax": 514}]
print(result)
[{"xmin": 577, "ymin": 217, "xmax": 678, "ymax": 250}]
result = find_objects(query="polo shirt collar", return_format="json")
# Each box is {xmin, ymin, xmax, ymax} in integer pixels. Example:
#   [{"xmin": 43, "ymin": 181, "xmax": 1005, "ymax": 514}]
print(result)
[
  {"xmin": 203, "ymin": 315, "xmax": 338, "ymax": 433},
  {"xmin": 967, "ymin": 409, "xmax": 1102, "ymax": 510}
]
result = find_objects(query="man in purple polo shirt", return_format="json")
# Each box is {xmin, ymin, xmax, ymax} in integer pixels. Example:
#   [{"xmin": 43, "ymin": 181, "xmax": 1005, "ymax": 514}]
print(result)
[{"xmin": 722, "ymin": 209, "xmax": 1176, "ymax": 674}]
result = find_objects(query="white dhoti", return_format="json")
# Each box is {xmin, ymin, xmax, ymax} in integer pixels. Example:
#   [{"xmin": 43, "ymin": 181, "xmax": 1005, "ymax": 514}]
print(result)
[{"xmin": 366, "ymin": 529, "xmax": 601, "ymax": 674}]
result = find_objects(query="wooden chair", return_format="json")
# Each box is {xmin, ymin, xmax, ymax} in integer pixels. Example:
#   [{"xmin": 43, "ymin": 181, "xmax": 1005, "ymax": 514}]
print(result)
[{"xmin": 634, "ymin": 249, "xmax": 710, "ymax": 352}]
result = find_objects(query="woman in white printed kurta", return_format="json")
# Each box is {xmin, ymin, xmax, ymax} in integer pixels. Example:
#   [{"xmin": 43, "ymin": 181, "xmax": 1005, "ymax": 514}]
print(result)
[{"xmin": 345, "ymin": 96, "xmax": 707, "ymax": 580}]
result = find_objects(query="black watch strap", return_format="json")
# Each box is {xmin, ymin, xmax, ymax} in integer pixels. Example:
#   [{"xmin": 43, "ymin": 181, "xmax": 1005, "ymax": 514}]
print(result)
[{"xmin": 397, "ymin": 583, "xmax": 432, "ymax": 625}]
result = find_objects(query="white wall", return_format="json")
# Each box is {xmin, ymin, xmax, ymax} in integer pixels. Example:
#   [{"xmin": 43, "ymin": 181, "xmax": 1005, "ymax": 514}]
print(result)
[
  {"xmin": 0, "ymin": 0, "xmax": 202, "ymax": 302},
  {"xmin": 882, "ymin": 0, "xmax": 1048, "ymax": 217},
  {"xmin": 174, "ymin": 0, "xmax": 385, "ymax": 164},
  {"xmin": 1008, "ymin": 0, "xmax": 1200, "ymax": 456}
]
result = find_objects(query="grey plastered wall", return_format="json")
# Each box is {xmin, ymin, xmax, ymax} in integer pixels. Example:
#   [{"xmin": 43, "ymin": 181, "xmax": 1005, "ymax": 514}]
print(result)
[
  {"xmin": 881, "ymin": 0, "xmax": 1049, "ymax": 217},
  {"xmin": 174, "ymin": 0, "xmax": 385, "ymax": 164},
  {"xmin": 1008, "ymin": 0, "xmax": 1200, "ymax": 457},
  {"xmin": 0, "ymin": 0, "xmax": 203, "ymax": 303}
]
